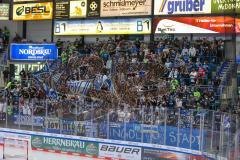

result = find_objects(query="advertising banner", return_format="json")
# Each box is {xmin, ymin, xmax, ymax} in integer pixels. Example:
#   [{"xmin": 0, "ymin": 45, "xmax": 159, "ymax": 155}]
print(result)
[
  {"xmin": 0, "ymin": 4, "xmax": 9, "ymax": 20},
  {"xmin": 87, "ymin": 0, "xmax": 100, "ymax": 17},
  {"xmin": 154, "ymin": 0, "xmax": 211, "ymax": 15},
  {"xmin": 143, "ymin": 148, "xmax": 208, "ymax": 160},
  {"xmin": 10, "ymin": 43, "xmax": 58, "ymax": 61},
  {"xmin": 69, "ymin": 0, "xmax": 87, "ymax": 18},
  {"xmin": 235, "ymin": 17, "xmax": 240, "ymax": 33},
  {"xmin": 31, "ymin": 135, "xmax": 99, "ymax": 156},
  {"xmin": 55, "ymin": 0, "xmax": 70, "ymax": 19},
  {"xmin": 14, "ymin": 0, "xmax": 51, "ymax": 2},
  {"xmin": 54, "ymin": 18, "xmax": 151, "ymax": 35},
  {"xmin": 211, "ymin": 0, "xmax": 240, "ymax": 14},
  {"xmin": 99, "ymin": 143, "xmax": 142, "ymax": 160},
  {"xmin": 43, "ymin": 118, "xmax": 97, "ymax": 137},
  {"xmin": 101, "ymin": 0, "xmax": 152, "ymax": 17},
  {"xmin": 13, "ymin": 115, "xmax": 43, "ymax": 126},
  {"xmin": 154, "ymin": 16, "xmax": 235, "ymax": 34},
  {"xmin": 13, "ymin": 2, "xmax": 53, "ymax": 20},
  {"xmin": 99, "ymin": 123, "xmax": 203, "ymax": 150}
]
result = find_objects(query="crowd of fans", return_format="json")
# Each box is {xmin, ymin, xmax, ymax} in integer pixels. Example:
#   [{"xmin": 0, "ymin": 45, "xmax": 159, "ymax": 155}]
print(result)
[{"xmin": 0, "ymin": 34, "xmax": 239, "ymax": 128}]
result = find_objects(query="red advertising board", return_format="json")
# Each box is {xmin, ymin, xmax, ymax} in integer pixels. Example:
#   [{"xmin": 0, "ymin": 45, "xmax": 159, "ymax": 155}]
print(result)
[
  {"xmin": 154, "ymin": 16, "xmax": 235, "ymax": 34},
  {"xmin": 235, "ymin": 17, "xmax": 240, "ymax": 33}
]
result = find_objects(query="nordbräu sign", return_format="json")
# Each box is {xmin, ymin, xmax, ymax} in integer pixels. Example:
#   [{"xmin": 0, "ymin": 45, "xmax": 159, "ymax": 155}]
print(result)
[{"xmin": 10, "ymin": 43, "xmax": 58, "ymax": 61}]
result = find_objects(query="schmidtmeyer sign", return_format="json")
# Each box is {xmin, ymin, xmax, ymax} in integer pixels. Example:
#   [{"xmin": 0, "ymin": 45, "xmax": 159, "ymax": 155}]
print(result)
[
  {"xmin": 101, "ymin": 0, "xmax": 152, "ymax": 17},
  {"xmin": 154, "ymin": 0, "xmax": 211, "ymax": 15}
]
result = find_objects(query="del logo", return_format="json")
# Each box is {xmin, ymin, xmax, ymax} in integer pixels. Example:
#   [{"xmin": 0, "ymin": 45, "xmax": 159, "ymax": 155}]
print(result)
[
  {"xmin": 159, "ymin": 0, "xmax": 205, "ymax": 14},
  {"xmin": 16, "ymin": 5, "xmax": 50, "ymax": 16},
  {"xmin": 86, "ymin": 143, "xmax": 98, "ymax": 155},
  {"xmin": 31, "ymin": 137, "xmax": 43, "ymax": 148}
]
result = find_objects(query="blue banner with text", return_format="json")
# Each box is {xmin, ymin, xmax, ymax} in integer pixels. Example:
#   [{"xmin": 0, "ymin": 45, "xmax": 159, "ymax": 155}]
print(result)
[{"xmin": 10, "ymin": 43, "xmax": 58, "ymax": 61}]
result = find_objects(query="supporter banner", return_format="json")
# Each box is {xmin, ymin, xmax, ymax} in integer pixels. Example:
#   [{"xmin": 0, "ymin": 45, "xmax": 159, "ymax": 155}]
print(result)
[
  {"xmin": 101, "ymin": 0, "xmax": 152, "ymax": 17},
  {"xmin": 10, "ymin": 43, "xmax": 58, "ymax": 61},
  {"xmin": 212, "ymin": 0, "xmax": 240, "ymax": 14},
  {"xmin": 31, "ymin": 135, "xmax": 99, "ymax": 156},
  {"xmin": 13, "ymin": 2, "xmax": 53, "ymax": 20},
  {"xmin": 154, "ymin": 0, "xmax": 211, "ymax": 15},
  {"xmin": 69, "ymin": 0, "xmax": 87, "ymax": 18},
  {"xmin": 143, "ymin": 148, "xmax": 208, "ymax": 160},
  {"xmin": 154, "ymin": 16, "xmax": 235, "ymax": 34},
  {"xmin": 55, "ymin": 0, "xmax": 70, "ymax": 19},
  {"xmin": 87, "ymin": 0, "xmax": 100, "ymax": 17},
  {"xmin": 99, "ymin": 123, "xmax": 203, "ymax": 150},
  {"xmin": 13, "ymin": 115, "xmax": 43, "ymax": 126},
  {"xmin": 43, "ymin": 118, "xmax": 97, "ymax": 137},
  {"xmin": 54, "ymin": 18, "xmax": 151, "ymax": 35},
  {"xmin": 0, "ymin": 4, "xmax": 9, "ymax": 20},
  {"xmin": 99, "ymin": 143, "xmax": 142, "ymax": 160}
]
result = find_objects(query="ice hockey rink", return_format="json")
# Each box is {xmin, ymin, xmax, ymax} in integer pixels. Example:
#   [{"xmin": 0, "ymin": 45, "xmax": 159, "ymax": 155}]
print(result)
[{"xmin": 0, "ymin": 145, "xmax": 100, "ymax": 160}]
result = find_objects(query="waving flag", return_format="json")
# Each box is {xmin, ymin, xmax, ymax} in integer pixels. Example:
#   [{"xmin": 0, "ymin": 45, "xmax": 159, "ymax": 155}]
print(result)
[
  {"xmin": 49, "ymin": 59, "xmax": 62, "ymax": 72},
  {"xmin": 52, "ymin": 71, "xmax": 64, "ymax": 84},
  {"xmin": 49, "ymin": 88, "xmax": 58, "ymax": 99},
  {"xmin": 67, "ymin": 80, "xmax": 92, "ymax": 95},
  {"xmin": 41, "ymin": 62, "xmax": 50, "ymax": 73},
  {"xmin": 43, "ymin": 83, "xmax": 49, "ymax": 96},
  {"xmin": 32, "ymin": 73, "xmax": 43, "ymax": 82}
]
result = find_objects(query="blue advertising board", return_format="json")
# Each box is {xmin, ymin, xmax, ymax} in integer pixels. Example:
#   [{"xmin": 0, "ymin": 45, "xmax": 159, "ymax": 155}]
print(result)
[
  {"xmin": 10, "ymin": 43, "xmax": 58, "ymax": 61},
  {"xmin": 99, "ymin": 123, "xmax": 204, "ymax": 151},
  {"xmin": 237, "ymin": 55, "xmax": 240, "ymax": 64}
]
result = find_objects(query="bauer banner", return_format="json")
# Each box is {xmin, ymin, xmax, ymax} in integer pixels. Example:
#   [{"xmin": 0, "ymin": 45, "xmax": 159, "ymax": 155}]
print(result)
[
  {"xmin": 154, "ymin": 16, "xmax": 235, "ymax": 34},
  {"xmin": 54, "ymin": 18, "xmax": 151, "ymax": 35}
]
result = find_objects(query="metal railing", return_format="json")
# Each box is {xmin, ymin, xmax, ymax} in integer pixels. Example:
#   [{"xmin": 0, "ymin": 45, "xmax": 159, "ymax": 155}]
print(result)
[{"xmin": 0, "ymin": 97, "xmax": 239, "ymax": 159}]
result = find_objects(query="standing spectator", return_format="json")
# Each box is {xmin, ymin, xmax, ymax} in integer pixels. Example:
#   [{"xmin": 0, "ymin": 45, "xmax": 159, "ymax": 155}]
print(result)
[
  {"xmin": 189, "ymin": 45, "xmax": 196, "ymax": 62},
  {"xmin": 181, "ymin": 46, "xmax": 189, "ymax": 55},
  {"xmin": 19, "ymin": 69, "xmax": 26, "ymax": 86},
  {"xmin": 190, "ymin": 69, "xmax": 198, "ymax": 85},
  {"xmin": 3, "ymin": 27, "xmax": 10, "ymax": 46},
  {"xmin": 2, "ymin": 68, "xmax": 9, "ymax": 85}
]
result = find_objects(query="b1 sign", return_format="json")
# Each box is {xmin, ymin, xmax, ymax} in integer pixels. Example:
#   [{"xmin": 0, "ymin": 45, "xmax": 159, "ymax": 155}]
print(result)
[{"xmin": 10, "ymin": 43, "xmax": 58, "ymax": 61}]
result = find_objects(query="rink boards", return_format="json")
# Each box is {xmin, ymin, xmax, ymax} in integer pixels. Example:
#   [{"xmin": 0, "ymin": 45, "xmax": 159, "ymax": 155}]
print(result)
[{"xmin": 0, "ymin": 128, "xmax": 221, "ymax": 160}]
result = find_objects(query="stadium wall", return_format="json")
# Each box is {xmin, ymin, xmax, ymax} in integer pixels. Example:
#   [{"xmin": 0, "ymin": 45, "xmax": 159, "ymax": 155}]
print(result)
[
  {"xmin": 0, "ymin": 21, "xmax": 23, "ymax": 41},
  {"xmin": 0, "ymin": 128, "xmax": 218, "ymax": 160},
  {"xmin": 26, "ymin": 21, "xmax": 52, "ymax": 42}
]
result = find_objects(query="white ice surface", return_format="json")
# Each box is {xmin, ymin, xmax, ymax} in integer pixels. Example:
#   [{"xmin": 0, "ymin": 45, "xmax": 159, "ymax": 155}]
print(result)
[{"xmin": 0, "ymin": 145, "xmax": 101, "ymax": 160}]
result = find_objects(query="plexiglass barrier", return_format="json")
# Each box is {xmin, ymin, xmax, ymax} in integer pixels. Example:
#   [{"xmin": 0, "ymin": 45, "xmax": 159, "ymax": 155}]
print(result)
[{"xmin": 0, "ymin": 97, "xmax": 239, "ymax": 159}]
